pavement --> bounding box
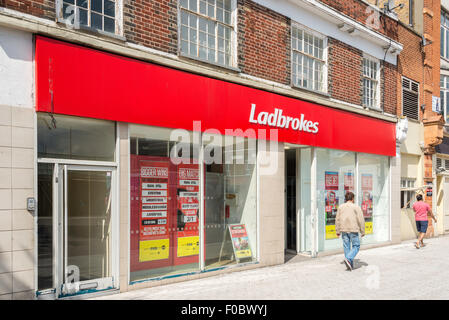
[92,236,449,300]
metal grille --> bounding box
[402,77,419,120]
[437,157,442,169]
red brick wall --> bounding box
[0,0,55,19]
[123,0,178,54]
[237,0,290,84]
[0,0,400,114]
[397,24,424,118]
[382,61,398,115]
[319,0,398,41]
[328,38,362,106]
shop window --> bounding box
[402,77,419,121]
[291,24,327,93]
[440,75,449,123]
[56,0,120,35]
[401,178,416,209]
[179,0,236,68]
[203,134,257,269]
[362,55,380,109]
[316,149,356,252]
[129,125,258,282]
[309,149,390,252]
[358,153,390,245]
[129,125,200,281]
[37,113,116,161]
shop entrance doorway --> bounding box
[55,165,117,297]
[285,149,297,252]
[38,164,118,298]
[284,145,314,256]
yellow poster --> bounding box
[139,239,169,262]
[177,236,199,257]
[235,249,252,259]
[365,221,373,235]
[325,225,338,239]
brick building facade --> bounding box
[0,0,422,300]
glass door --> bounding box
[58,165,116,297]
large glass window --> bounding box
[298,148,391,253]
[179,0,235,67]
[358,153,390,245]
[37,113,116,161]
[204,134,257,269]
[316,149,356,252]
[129,125,258,281]
[129,125,200,281]
[291,24,326,93]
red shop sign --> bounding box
[35,36,396,156]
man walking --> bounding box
[412,194,437,249]
[336,191,365,271]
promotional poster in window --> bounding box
[325,171,339,239]
[361,173,374,234]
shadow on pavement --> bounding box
[339,259,368,270]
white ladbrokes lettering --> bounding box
[249,103,319,134]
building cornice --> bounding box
[288,0,403,55]
[0,7,397,123]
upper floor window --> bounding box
[401,178,416,209]
[57,0,120,35]
[440,75,449,123]
[402,77,419,121]
[179,0,236,68]
[362,55,380,109]
[291,24,327,93]
[441,10,449,59]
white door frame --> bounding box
[39,160,119,298]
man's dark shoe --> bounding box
[344,258,352,271]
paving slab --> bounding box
[91,236,449,300]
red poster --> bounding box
[139,162,170,240]
[361,174,374,222]
[325,172,339,191]
[344,172,354,195]
[175,164,200,259]
[325,171,339,239]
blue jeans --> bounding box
[342,232,360,265]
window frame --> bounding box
[401,76,420,121]
[441,10,449,60]
[290,22,328,94]
[177,0,238,70]
[400,178,416,209]
[440,75,449,124]
[55,0,123,38]
[362,53,381,110]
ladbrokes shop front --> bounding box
[34,36,397,299]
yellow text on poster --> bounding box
[177,236,199,257]
[139,239,169,262]
[365,221,373,235]
[236,249,252,259]
[325,225,338,239]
